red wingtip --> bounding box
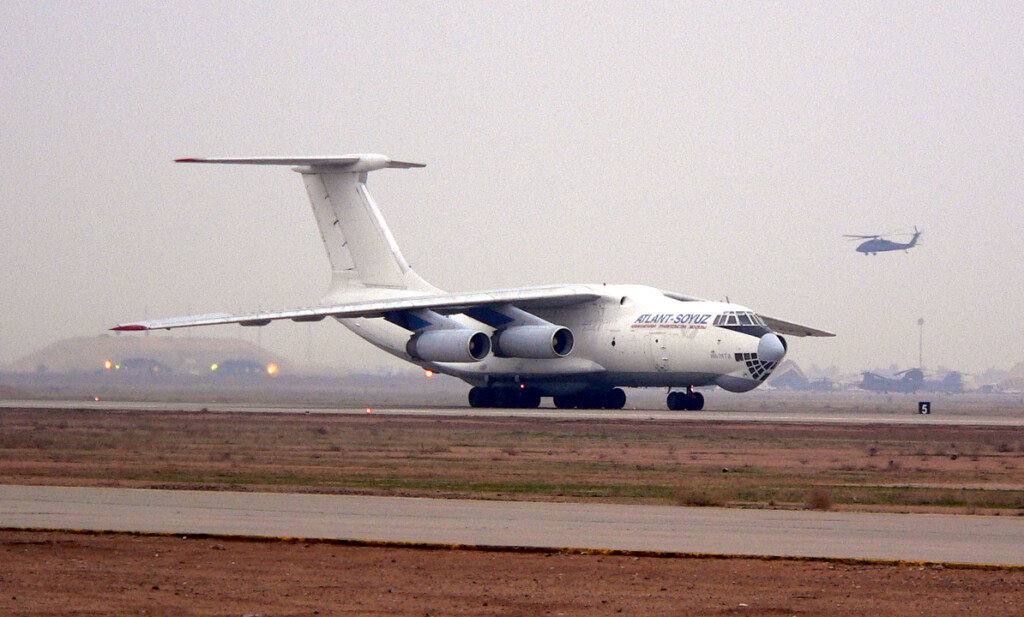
[174,158,203,163]
[111,325,149,331]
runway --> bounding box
[3,485,1023,566]
[5,399,1024,427]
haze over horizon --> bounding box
[3,3,1022,377]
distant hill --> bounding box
[9,334,298,376]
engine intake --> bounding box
[407,329,491,363]
[492,325,574,359]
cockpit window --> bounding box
[716,313,741,327]
[715,311,765,328]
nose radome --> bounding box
[757,333,787,363]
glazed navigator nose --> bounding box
[757,332,787,363]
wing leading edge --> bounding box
[112,286,601,332]
[759,314,835,338]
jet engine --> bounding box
[491,325,574,359]
[407,329,491,363]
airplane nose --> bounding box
[757,333,787,363]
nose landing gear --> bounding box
[667,387,704,411]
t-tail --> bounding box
[176,155,440,301]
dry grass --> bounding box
[1,407,1023,513]
[675,483,727,507]
[803,487,832,510]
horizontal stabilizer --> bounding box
[176,155,425,172]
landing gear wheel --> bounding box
[471,386,543,409]
[553,394,574,409]
[605,388,627,410]
[686,392,704,411]
[493,387,519,408]
[552,389,624,410]
[667,391,685,411]
[585,390,606,409]
[667,390,704,411]
[468,387,493,408]
[520,389,541,409]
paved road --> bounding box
[2,485,1022,566]
[4,399,1024,427]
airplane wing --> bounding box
[112,285,601,331]
[661,290,834,337]
[758,314,835,337]
[659,290,711,303]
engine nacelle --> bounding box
[491,325,574,359]
[757,332,787,363]
[407,329,491,363]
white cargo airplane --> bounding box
[114,155,833,410]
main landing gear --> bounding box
[468,386,628,409]
[468,386,541,409]
[553,388,626,410]
[667,388,704,411]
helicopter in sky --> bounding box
[844,227,922,255]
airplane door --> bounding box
[646,333,670,372]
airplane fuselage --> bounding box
[339,284,779,396]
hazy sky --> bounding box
[2,2,1022,376]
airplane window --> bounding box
[739,314,752,325]
[727,315,739,326]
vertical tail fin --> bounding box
[909,227,923,247]
[177,155,439,298]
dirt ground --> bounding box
[2,530,1022,617]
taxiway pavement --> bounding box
[2,485,1022,566]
